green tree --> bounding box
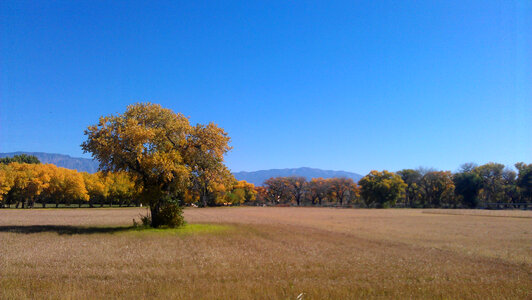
[475,163,505,204]
[453,171,482,208]
[515,162,532,203]
[0,154,40,165]
[359,170,406,208]
[501,168,519,204]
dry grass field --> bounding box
[1,207,531,299]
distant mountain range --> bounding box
[233,167,363,186]
[0,152,363,185]
[0,152,100,173]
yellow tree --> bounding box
[58,168,89,207]
[7,163,32,208]
[82,172,108,207]
[359,170,406,208]
[185,123,233,207]
[0,164,14,207]
[42,164,64,207]
[224,180,257,205]
[27,164,52,208]
[1,163,54,208]
[82,103,231,227]
[82,103,191,226]
[7,163,42,208]
[63,168,90,207]
[106,171,137,207]
[40,165,88,208]
[420,171,455,208]
[235,180,256,203]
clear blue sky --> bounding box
[1,1,530,174]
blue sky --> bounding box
[1,1,530,174]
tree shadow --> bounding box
[0,225,137,235]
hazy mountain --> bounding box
[233,167,363,186]
[1,153,364,184]
[0,152,100,173]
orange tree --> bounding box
[327,177,358,206]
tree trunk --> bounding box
[201,194,208,207]
[150,204,161,228]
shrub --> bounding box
[157,202,185,228]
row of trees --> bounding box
[2,103,530,227]
[0,161,257,209]
[0,154,41,165]
[1,159,530,210]
[256,177,358,206]
[0,162,135,208]
[251,162,531,208]
[395,162,531,208]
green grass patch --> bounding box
[128,223,234,236]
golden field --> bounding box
[0,207,531,299]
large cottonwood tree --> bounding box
[81,103,232,227]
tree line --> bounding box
[1,154,530,212]
[0,158,256,209]
[1,103,530,227]
[251,163,531,208]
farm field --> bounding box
[1,207,531,299]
